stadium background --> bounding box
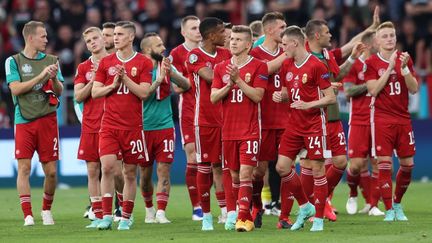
[0,0,431,187]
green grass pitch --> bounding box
[1,183,431,243]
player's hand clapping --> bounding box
[399,52,410,68]
[389,51,398,70]
[227,64,239,84]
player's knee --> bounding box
[45,170,57,180]
[275,163,289,176]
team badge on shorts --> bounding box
[131,67,137,77]
[223,74,230,84]
[189,54,198,64]
[302,73,308,84]
[245,73,251,83]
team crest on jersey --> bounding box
[223,74,230,84]
[189,54,198,64]
[358,72,364,80]
[21,63,32,74]
[286,72,293,81]
[108,66,117,76]
[302,74,308,84]
[245,73,251,83]
[85,71,93,81]
[131,67,137,77]
[378,68,386,76]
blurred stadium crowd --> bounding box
[1,0,432,128]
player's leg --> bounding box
[86,161,103,228]
[140,165,155,223]
[357,160,371,213]
[98,154,117,229]
[17,159,34,226]
[252,161,267,226]
[195,126,212,227]
[346,157,363,214]
[155,162,172,223]
[212,163,227,223]
[118,163,137,230]
[236,165,254,232]
[222,140,238,231]
[40,161,57,225]
[113,160,124,222]
[368,157,384,216]
[309,158,328,232]
[15,122,36,226]
[184,142,202,220]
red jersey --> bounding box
[74,57,105,133]
[250,45,290,129]
[306,42,343,78]
[364,52,416,125]
[94,52,153,130]
[212,56,268,140]
[279,54,331,134]
[186,46,231,127]
[344,57,371,126]
[169,43,195,126]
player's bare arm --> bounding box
[290,86,336,110]
[272,86,288,103]
[366,51,397,97]
[228,65,265,103]
[267,52,287,75]
[340,6,380,58]
[400,52,418,94]
[169,64,190,91]
[51,62,63,96]
[197,66,214,84]
[210,83,233,104]
[336,42,366,82]
[343,82,368,98]
[91,71,120,99]
[121,73,153,100]
[9,64,58,96]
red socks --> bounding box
[300,166,314,203]
[142,190,153,208]
[280,170,308,220]
[102,195,113,216]
[378,161,393,210]
[185,163,200,207]
[237,181,253,221]
[326,164,345,196]
[222,168,236,212]
[369,172,380,207]
[252,179,264,210]
[156,192,169,211]
[394,164,414,204]
[313,175,328,219]
[42,192,54,211]
[359,170,370,204]
[122,200,134,219]
[197,163,212,213]
[20,194,32,218]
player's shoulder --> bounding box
[215,58,230,70]
[249,56,266,67]
[216,47,231,56]
[365,53,379,63]
[100,52,116,63]
[135,52,151,62]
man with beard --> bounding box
[102,22,115,54]
[139,32,191,224]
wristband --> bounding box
[347,56,355,64]
[401,66,410,76]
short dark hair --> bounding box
[199,17,224,39]
[281,25,306,44]
[262,12,285,27]
[231,25,252,42]
[304,19,327,39]
[102,22,115,29]
[249,20,263,37]
[115,21,136,34]
[181,15,199,29]
[140,32,159,50]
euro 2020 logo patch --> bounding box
[189,54,198,64]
